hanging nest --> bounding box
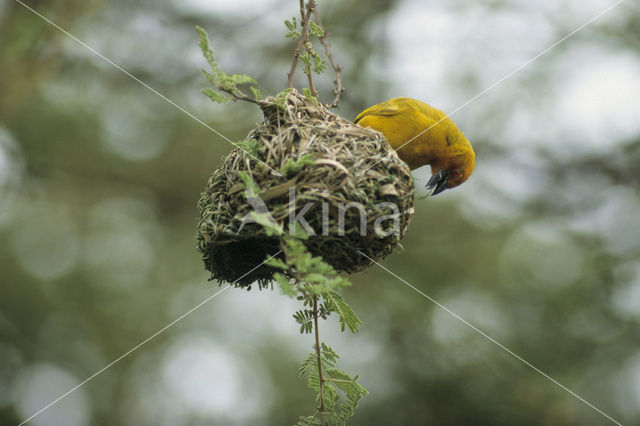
[197,90,414,289]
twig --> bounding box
[301,1,319,97]
[313,295,326,420]
[280,238,326,424]
[287,1,343,105]
[312,8,343,108]
[287,0,315,89]
[219,87,262,105]
[304,54,319,98]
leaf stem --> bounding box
[324,378,356,384]
[306,409,320,426]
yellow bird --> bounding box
[355,98,475,195]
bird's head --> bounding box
[426,132,475,196]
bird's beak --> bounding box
[426,169,448,196]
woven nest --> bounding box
[197,90,414,288]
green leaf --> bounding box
[201,87,228,103]
[196,26,216,70]
[285,17,297,30]
[309,20,325,37]
[196,26,262,103]
[235,138,262,158]
[302,88,318,105]
[249,211,283,236]
[323,291,362,333]
[300,51,312,68]
[250,86,262,101]
[273,272,296,297]
[282,153,316,175]
[232,73,258,85]
[325,368,368,424]
[307,363,321,391]
[237,171,260,196]
[294,309,314,334]
[284,17,301,39]
[288,222,310,240]
[271,88,294,110]
[266,258,289,270]
[304,273,327,284]
[321,343,339,365]
[298,352,317,378]
[313,54,328,74]
[201,69,221,89]
[322,382,338,412]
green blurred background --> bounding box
[1,0,640,425]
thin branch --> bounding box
[302,1,322,97]
[304,52,319,98]
[280,238,325,424]
[287,0,342,103]
[312,8,343,108]
[313,295,326,420]
[287,0,314,89]
[280,238,306,292]
[218,87,262,105]
[301,1,319,97]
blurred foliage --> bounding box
[1,0,640,425]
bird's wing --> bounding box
[354,102,403,124]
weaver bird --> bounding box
[355,98,475,195]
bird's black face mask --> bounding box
[426,169,448,196]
